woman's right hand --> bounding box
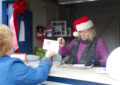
[57,37,65,47]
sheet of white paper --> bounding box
[72,64,94,69]
[95,67,107,74]
[43,39,59,54]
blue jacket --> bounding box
[0,55,53,85]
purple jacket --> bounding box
[59,38,109,67]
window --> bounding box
[51,21,67,37]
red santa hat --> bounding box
[73,16,94,37]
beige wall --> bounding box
[26,0,60,53]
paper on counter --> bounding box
[95,67,107,74]
[72,64,94,69]
[61,64,93,69]
[43,39,59,54]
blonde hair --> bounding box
[78,27,97,41]
[0,24,13,57]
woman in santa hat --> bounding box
[57,16,109,67]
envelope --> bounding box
[43,39,59,54]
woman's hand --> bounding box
[45,50,55,58]
[57,37,65,47]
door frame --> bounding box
[2,0,16,25]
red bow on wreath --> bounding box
[12,0,27,32]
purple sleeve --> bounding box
[95,38,109,67]
[59,39,75,56]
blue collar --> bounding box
[0,55,10,61]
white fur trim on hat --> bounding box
[76,20,94,31]
[73,31,78,37]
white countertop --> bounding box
[49,64,120,85]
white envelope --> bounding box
[43,39,59,54]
